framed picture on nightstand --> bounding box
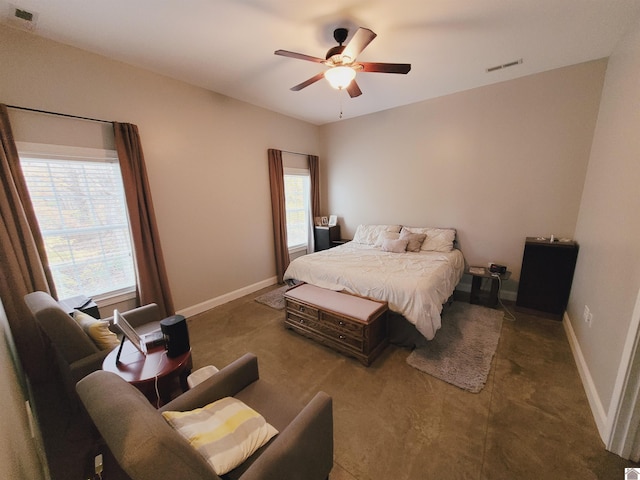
[328,215,337,226]
[321,216,329,226]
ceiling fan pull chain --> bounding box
[339,91,344,119]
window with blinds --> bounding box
[19,145,136,300]
[284,169,310,250]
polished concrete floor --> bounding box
[187,286,638,480]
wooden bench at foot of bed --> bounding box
[284,283,389,366]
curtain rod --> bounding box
[5,104,112,124]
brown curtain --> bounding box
[113,122,174,318]
[308,155,320,218]
[0,104,54,382]
[268,149,290,284]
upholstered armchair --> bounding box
[24,291,162,402]
[77,353,334,480]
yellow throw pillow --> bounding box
[162,397,278,475]
[73,310,120,350]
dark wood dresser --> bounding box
[516,237,579,319]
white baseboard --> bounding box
[562,311,609,443]
[176,276,278,318]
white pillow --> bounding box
[382,238,409,253]
[402,227,456,252]
[353,224,402,245]
[374,231,400,247]
[162,397,278,475]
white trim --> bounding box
[93,287,137,307]
[563,312,609,441]
[176,277,278,318]
[283,166,309,176]
[16,141,117,162]
[288,245,307,255]
[606,287,640,460]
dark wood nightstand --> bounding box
[314,225,341,251]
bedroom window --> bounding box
[284,168,311,251]
[18,143,136,300]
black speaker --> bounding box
[160,315,190,358]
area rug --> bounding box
[406,302,504,393]
[254,285,290,310]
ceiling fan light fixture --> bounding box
[325,66,356,90]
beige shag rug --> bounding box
[406,302,504,393]
[254,285,290,310]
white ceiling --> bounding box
[2,0,639,125]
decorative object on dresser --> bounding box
[314,224,341,251]
[284,283,388,366]
[516,237,579,319]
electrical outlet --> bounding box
[95,454,103,477]
[583,305,593,326]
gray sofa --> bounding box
[77,353,333,480]
[24,291,162,403]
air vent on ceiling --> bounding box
[3,4,39,31]
[486,58,523,73]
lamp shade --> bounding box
[324,66,356,90]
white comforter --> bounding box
[283,242,465,340]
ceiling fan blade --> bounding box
[359,62,412,74]
[274,50,325,63]
[341,28,377,62]
[346,80,362,98]
[290,72,326,91]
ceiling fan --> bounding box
[274,27,411,98]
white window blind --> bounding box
[284,169,310,250]
[19,144,135,299]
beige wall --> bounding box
[567,18,640,423]
[319,60,607,296]
[0,25,320,313]
[0,301,47,480]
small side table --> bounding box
[59,295,100,319]
[103,342,192,407]
[467,267,511,308]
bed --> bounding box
[283,224,465,342]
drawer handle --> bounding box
[298,305,305,312]
[338,334,345,340]
[299,318,305,324]
[338,321,345,326]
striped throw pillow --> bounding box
[162,397,278,475]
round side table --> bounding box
[103,341,192,407]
